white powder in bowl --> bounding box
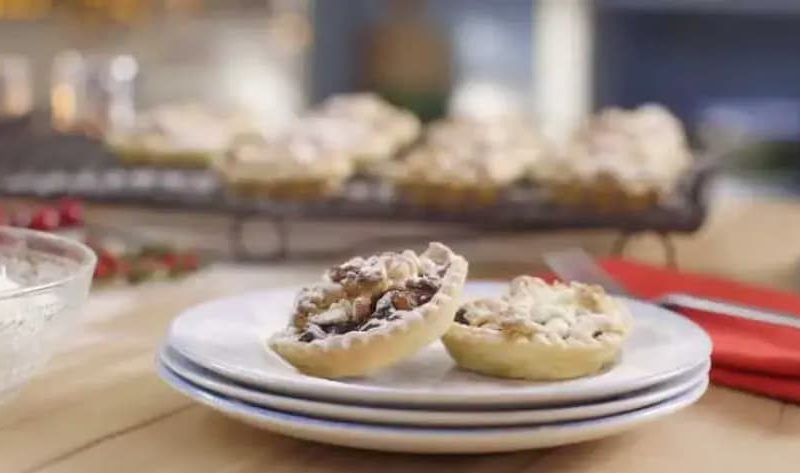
[0,266,20,293]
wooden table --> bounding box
[3,196,800,472]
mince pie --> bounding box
[392,117,549,208]
[269,242,468,378]
[108,103,263,168]
[218,118,355,200]
[316,93,421,171]
[442,276,632,380]
[531,104,692,211]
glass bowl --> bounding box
[0,227,96,401]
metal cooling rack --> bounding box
[0,129,717,262]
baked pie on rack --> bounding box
[269,242,468,378]
[392,117,549,208]
[219,93,420,199]
[218,118,356,200]
[108,103,262,168]
[532,104,691,211]
[316,93,421,171]
[442,276,632,380]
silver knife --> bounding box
[544,248,800,330]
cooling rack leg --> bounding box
[611,231,632,257]
[273,216,289,260]
[229,214,248,262]
[660,232,678,269]
[611,231,678,268]
[227,215,290,262]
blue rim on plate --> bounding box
[157,358,709,453]
[160,343,710,426]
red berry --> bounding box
[94,259,113,279]
[28,208,60,231]
[103,254,120,272]
[58,198,84,227]
[161,253,180,270]
[180,253,199,271]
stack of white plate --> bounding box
[158,282,712,454]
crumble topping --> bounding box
[291,243,454,342]
[396,117,548,187]
[455,276,629,344]
[532,104,691,196]
[111,102,265,153]
[318,93,421,151]
[222,119,355,183]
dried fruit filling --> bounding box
[292,252,447,342]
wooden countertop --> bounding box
[2,196,800,472]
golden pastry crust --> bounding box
[225,178,344,201]
[540,176,661,213]
[269,242,468,378]
[442,276,632,380]
[394,181,501,209]
[112,145,215,168]
[443,323,626,380]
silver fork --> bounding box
[543,248,800,330]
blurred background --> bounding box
[1,1,797,178]
[1,0,799,279]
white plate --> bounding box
[157,362,709,453]
[167,281,712,407]
[160,345,710,427]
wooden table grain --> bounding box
[3,196,800,473]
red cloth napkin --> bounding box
[553,259,800,402]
